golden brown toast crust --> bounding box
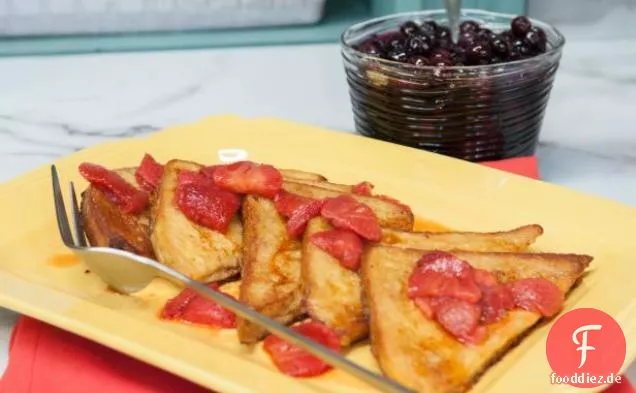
[285,179,353,193]
[303,223,545,346]
[237,195,304,344]
[381,224,544,252]
[361,246,592,393]
[278,169,326,182]
[80,167,155,258]
[282,181,414,231]
[151,159,243,282]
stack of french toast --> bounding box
[79,154,592,393]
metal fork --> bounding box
[50,165,414,393]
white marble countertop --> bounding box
[1,23,636,386]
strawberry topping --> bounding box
[310,229,364,271]
[407,251,564,345]
[200,165,220,179]
[263,320,341,378]
[352,181,374,196]
[286,200,325,238]
[273,190,316,217]
[434,298,483,344]
[407,252,481,303]
[212,161,282,198]
[175,170,241,232]
[79,162,149,214]
[507,278,564,317]
[473,269,499,288]
[161,283,236,329]
[320,195,381,241]
[135,154,164,193]
[479,284,514,324]
[408,270,482,303]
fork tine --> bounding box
[50,165,75,247]
[69,181,87,247]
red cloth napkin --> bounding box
[1,156,633,393]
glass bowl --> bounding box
[340,9,566,162]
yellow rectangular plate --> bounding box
[0,115,634,393]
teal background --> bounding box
[0,0,527,57]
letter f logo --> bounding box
[572,324,602,368]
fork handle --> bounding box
[167,271,415,393]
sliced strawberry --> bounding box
[286,200,325,238]
[473,269,499,288]
[212,161,282,198]
[274,190,316,218]
[177,170,204,186]
[263,321,341,378]
[415,251,474,277]
[79,162,149,214]
[135,153,164,193]
[479,284,514,324]
[352,181,374,196]
[434,298,483,344]
[175,170,241,232]
[408,251,481,303]
[413,297,438,319]
[320,195,381,241]
[200,165,220,179]
[161,286,197,320]
[407,270,481,303]
[507,278,564,317]
[310,229,363,271]
[375,194,413,214]
[160,283,236,329]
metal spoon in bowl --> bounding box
[444,0,462,43]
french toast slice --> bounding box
[380,224,543,251]
[278,169,326,182]
[80,167,155,258]
[237,182,414,343]
[361,246,592,393]
[237,195,304,344]
[151,159,243,282]
[282,181,414,231]
[302,220,544,346]
[285,178,353,193]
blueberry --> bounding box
[451,47,467,65]
[406,35,433,55]
[420,20,438,36]
[526,27,547,52]
[436,26,451,41]
[432,57,453,67]
[476,28,495,41]
[460,20,480,34]
[511,16,532,37]
[358,38,385,57]
[465,41,492,65]
[387,49,408,62]
[511,39,532,58]
[400,21,421,37]
[386,38,406,56]
[458,32,478,48]
[430,48,452,63]
[532,26,547,42]
[408,56,430,67]
[491,35,511,58]
[423,20,439,32]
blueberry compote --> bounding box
[356,16,547,66]
[344,15,561,162]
